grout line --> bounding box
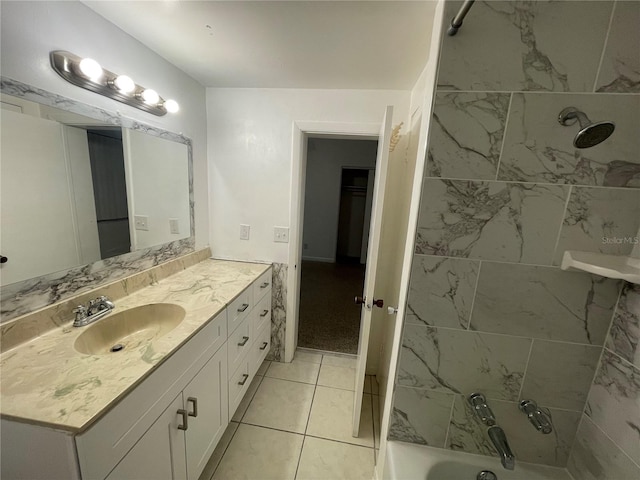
[239,420,306,437]
[371,387,378,451]
[516,338,535,400]
[494,92,513,181]
[434,89,640,96]
[550,185,573,266]
[412,253,558,269]
[303,382,318,436]
[293,435,306,480]
[582,414,640,471]
[304,433,375,450]
[607,346,639,371]
[262,373,322,387]
[442,395,457,449]
[592,1,617,93]
[425,176,638,191]
[466,260,482,330]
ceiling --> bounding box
[84,1,436,90]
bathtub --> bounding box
[383,441,573,480]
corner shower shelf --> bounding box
[561,251,640,284]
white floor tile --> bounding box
[242,377,315,433]
[257,360,271,376]
[321,354,357,368]
[296,436,375,480]
[306,386,374,447]
[231,374,264,422]
[294,350,323,364]
[317,364,355,391]
[212,424,303,480]
[265,358,320,384]
[199,421,239,480]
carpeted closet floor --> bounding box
[297,260,365,354]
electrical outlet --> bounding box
[240,224,250,240]
[274,226,289,243]
[169,218,179,234]
[134,215,149,231]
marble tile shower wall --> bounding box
[390,0,640,473]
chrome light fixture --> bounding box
[50,50,179,116]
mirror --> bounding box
[0,92,192,289]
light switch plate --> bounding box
[240,224,250,240]
[169,218,179,234]
[134,215,149,231]
[274,226,289,243]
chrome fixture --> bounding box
[519,400,553,434]
[50,51,179,117]
[469,393,515,471]
[488,426,516,471]
[477,471,497,480]
[558,107,615,148]
[469,393,496,426]
[73,295,115,327]
[447,0,476,36]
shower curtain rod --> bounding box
[447,0,476,36]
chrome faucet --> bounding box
[487,426,516,471]
[519,400,553,434]
[468,393,516,471]
[73,295,115,327]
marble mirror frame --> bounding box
[0,76,195,321]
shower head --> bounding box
[558,107,615,149]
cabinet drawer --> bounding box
[228,287,253,335]
[252,268,272,303]
[253,293,271,335]
[228,360,251,419]
[227,316,252,376]
[250,323,271,378]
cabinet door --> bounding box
[183,344,229,480]
[106,394,187,480]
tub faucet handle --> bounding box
[468,393,496,426]
[519,400,553,434]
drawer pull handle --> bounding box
[260,282,270,289]
[237,303,249,313]
[238,374,249,386]
[260,309,269,317]
[187,397,198,417]
[260,342,268,350]
[238,336,250,346]
[177,409,188,430]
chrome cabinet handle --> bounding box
[238,336,250,346]
[238,374,249,386]
[237,303,249,312]
[260,309,269,317]
[187,397,198,417]
[260,342,268,350]
[260,282,269,289]
[177,409,188,430]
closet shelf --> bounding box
[561,251,640,285]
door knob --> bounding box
[354,296,365,306]
[372,298,384,308]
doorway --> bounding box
[297,138,378,354]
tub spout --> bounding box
[487,426,515,470]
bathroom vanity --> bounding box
[0,256,272,480]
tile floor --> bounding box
[199,349,380,480]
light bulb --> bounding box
[114,75,135,94]
[141,88,159,105]
[79,58,103,81]
[164,99,179,113]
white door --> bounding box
[352,106,393,436]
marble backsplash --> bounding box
[0,248,211,352]
[391,0,640,471]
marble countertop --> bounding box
[0,259,270,433]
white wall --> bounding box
[303,138,377,262]
[0,0,209,248]
[206,88,411,264]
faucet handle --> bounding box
[469,393,496,426]
[72,305,88,323]
[519,400,553,434]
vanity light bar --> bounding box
[50,51,178,117]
